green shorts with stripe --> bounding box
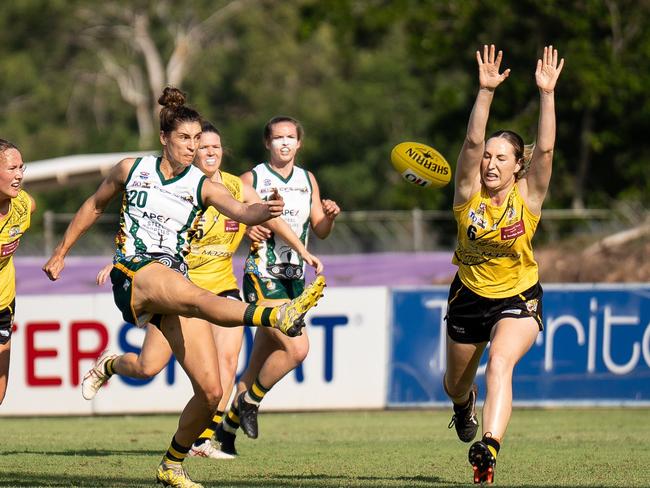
[242,273,305,304]
[110,253,188,327]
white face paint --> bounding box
[271,136,298,149]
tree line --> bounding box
[1,0,648,224]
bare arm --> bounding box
[28,195,37,214]
[240,170,272,242]
[201,178,284,226]
[455,45,511,205]
[524,45,565,214]
[240,184,323,273]
[308,172,340,239]
[264,217,324,274]
[43,158,131,281]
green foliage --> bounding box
[0,0,647,212]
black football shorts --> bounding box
[445,274,543,344]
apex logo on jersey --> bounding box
[142,211,171,224]
[9,225,21,237]
[138,171,150,180]
[264,178,272,186]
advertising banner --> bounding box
[389,284,650,406]
[2,287,389,415]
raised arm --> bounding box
[43,158,131,281]
[455,45,511,205]
[524,45,564,214]
[201,178,284,226]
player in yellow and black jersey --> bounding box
[443,45,564,484]
[0,139,36,405]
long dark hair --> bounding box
[158,86,201,133]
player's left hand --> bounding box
[301,251,324,274]
[322,199,340,220]
[535,45,564,93]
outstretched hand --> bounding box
[535,45,564,93]
[477,44,511,90]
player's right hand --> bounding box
[42,254,65,281]
[246,224,273,243]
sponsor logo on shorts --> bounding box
[0,330,10,337]
[526,299,539,313]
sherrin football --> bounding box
[390,141,452,188]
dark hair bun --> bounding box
[158,86,186,108]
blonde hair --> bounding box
[516,143,535,180]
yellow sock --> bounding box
[163,436,189,463]
[243,304,275,327]
[195,410,224,443]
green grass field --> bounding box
[1,409,649,487]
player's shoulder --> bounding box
[15,189,33,214]
[220,171,243,199]
[220,170,242,185]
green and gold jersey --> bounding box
[114,155,206,261]
[244,162,312,282]
[187,171,246,294]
